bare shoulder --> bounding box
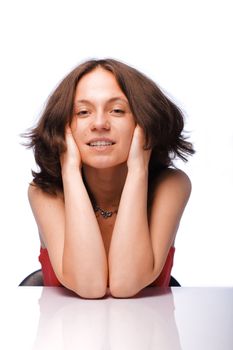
[148,168,192,219]
[154,168,192,196]
[28,182,64,205]
[27,182,65,250]
[28,182,43,202]
[27,182,65,236]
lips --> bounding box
[86,138,116,146]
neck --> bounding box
[82,163,128,210]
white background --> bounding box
[0,0,232,288]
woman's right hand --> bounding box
[60,126,82,172]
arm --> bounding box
[28,128,108,298]
[62,168,108,296]
[108,168,154,296]
[108,126,191,297]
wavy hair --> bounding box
[23,58,195,195]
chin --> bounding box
[82,158,127,170]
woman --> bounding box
[24,58,195,298]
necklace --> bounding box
[93,204,118,219]
[82,174,118,219]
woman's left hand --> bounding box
[127,125,152,173]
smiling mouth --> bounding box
[86,141,116,152]
[87,141,116,147]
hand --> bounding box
[127,125,152,173]
[60,126,82,171]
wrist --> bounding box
[126,168,149,188]
[127,166,149,178]
[61,163,82,179]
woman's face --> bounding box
[71,67,136,169]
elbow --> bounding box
[61,263,108,299]
[110,285,139,298]
[74,286,107,299]
[60,275,107,299]
[109,279,142,298]
[64,281,107,299]
[109,269,159,298]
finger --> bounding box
[65,125,72,134]
[65,132,77,150]
[134,125,146,145]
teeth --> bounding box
[89,141,114,146]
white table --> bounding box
[3,287,233,350]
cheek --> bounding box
[70,119,85,146]
[125,124,135,144]
[118,129,134,156]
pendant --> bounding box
[94,205,116,219]
[99,209,113,219]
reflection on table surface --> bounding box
[9,287,233,349]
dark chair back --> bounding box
[169,276,181,286]
[19,269,44,286]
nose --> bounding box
[90,112,110,131]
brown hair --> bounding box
[23,58,195,195]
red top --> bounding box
[39,246,175,287]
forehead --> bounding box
[75,67,126,101]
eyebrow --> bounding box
[75,97,129,105]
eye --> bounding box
[77,110,89,117]
[111,108,125,115]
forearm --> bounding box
[108,170,154,294]
[62,168,108,294]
